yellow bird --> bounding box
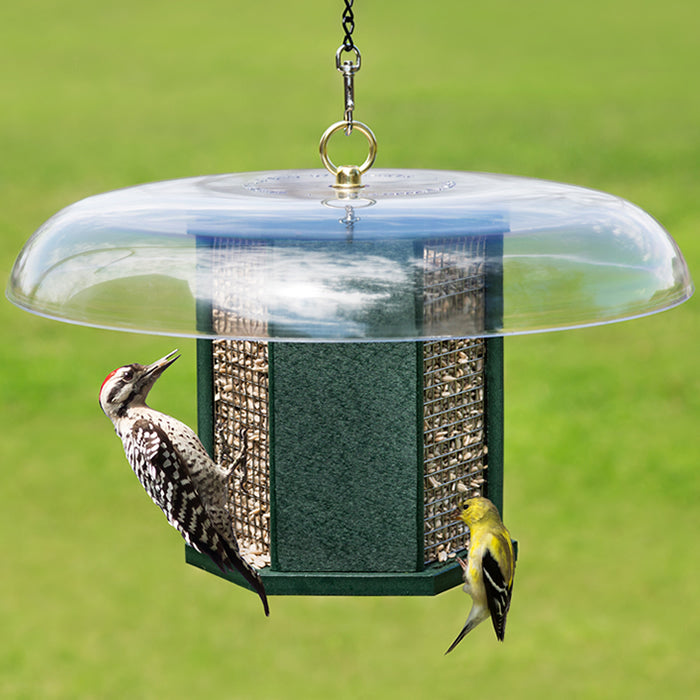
[445,497,515,653]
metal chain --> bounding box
[337,1,360,134]
[341,0,355,52]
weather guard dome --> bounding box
[6,162,694,597]
[6,168,692,341]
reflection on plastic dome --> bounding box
[6,169,693,340]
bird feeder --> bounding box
[5,9,693,601]
[6,166,693,597]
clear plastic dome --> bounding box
[6,169,693,341]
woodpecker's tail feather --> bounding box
[225,550,270,618]
[197,541,270,617]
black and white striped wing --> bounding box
[122,418,225,562]
[482,542,514,641]
[120,417,270,616]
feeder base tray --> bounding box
[186,546,466,596]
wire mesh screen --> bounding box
[423,237,487,337]
[212,339,271,569]
[208,237,272,569]
[209,238,270,339]
[422,238,488,565]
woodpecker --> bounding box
[99,349,269,616]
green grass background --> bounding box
[1,1,698,697]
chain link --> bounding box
[341,0,355,52]
[337,1,360,133]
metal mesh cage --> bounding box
[421,238,488,565]
[212,339,271,570]
[423,238,486,333]
[208,237,271,569]
[422,338,486,564]
[208,237,269,339]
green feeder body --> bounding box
[190,338,503,595]
[188,221,506,596]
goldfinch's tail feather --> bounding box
[445,620,477,654]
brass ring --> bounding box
[319,120,377,177]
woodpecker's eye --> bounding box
[123,368,134,381]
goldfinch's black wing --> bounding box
[482,545,513,641]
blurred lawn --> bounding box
[1,1,698,697]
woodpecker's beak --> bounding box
[132,350,180,403]
[145,349,180,379]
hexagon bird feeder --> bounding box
[7,167,693,599]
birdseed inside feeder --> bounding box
[5,10,693,601]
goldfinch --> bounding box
[445,497,515,653]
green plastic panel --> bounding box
[268,342,424,573]
[484,336,504,514]
[196,338,214,454]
